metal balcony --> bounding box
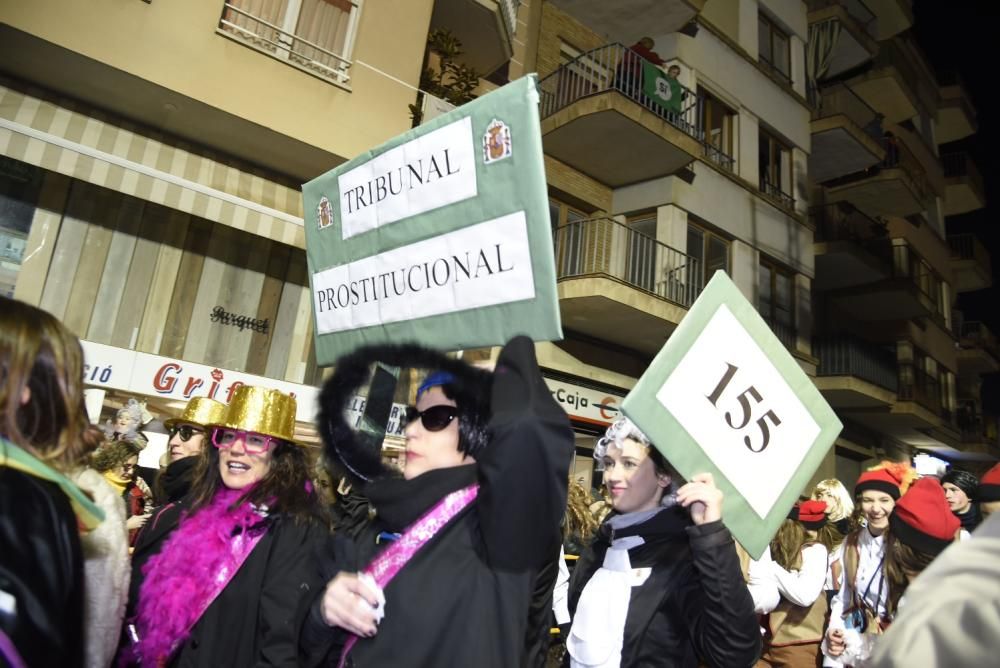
[942,152,986,216]
[949,234,992,293]
[812,202,892,290]
[538,43,707,187]
[810,83,885,183]
[553,217,703,355]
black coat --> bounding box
[0,467,84,667]
[299,338,575,667]
[566,508,761,668]
[123,499,326,667]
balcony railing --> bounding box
[807,0,878,38]
[703,143,736,172]
[949,233,990,265]
[552,217,704,308]
[813,83,883,142]
[760,176,795,210]
[816,337,899,392]
[898,363,941,414]
[811,202,892,264]
[892,242,939,306]
[219,1,354,86]
[942,152,985,193]
[538,43,709,143]
[959,320,1000,360]
[762,316,797,350]
[872,39,940,116]
[956,407,999,447]
[880,135,933,203]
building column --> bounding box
[790,34,806,98]
[795,273,813,357]
[739,110,759,185]
[731,239,757,303]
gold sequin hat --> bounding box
[163,397,228,430]
[206,386,302,446]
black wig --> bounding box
[318,343,491,483]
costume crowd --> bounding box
[2,293,999,668]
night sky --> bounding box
[912,2,998,408]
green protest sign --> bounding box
[641,61,682,114]
[303,76,562,365]
[622,271,842,558]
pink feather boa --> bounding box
[131,487,265,665]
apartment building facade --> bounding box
[805,0,996,482]
[1,0,993,481]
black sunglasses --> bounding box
[168,425,204,442]
[404,405,459,432]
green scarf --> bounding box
[1,437,105,530]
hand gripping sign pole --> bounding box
[621,271,842,558]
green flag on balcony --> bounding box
[302,75,562,365]
[641,61,683,114]
[620,270,843,559]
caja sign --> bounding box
[544,378,625,427]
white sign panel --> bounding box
[312,212,535,335]
[338,116,477,239]
[655,305,820,518]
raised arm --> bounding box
[477,336,575,571]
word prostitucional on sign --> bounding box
[621,271,842,558]
[302,75,561,365]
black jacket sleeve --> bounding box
[679,521,762,668]
[0,469,84,668]
[298,532,358,667]
[477,336,575,572]
[257,519,327,667]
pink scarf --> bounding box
[132,488,265,665]
[339,484,479,667]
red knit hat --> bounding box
[889,477,960,556]
[854,462,914,500]
[788,499,828,529]
[979,463,1000,502]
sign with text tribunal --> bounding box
[302,76,561,364]
[622,271,842,558]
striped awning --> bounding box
[0,80,306,248]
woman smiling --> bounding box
[564,417,760,668]
[121,386,326,666]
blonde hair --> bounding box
[0,297,89,471]
[564,477,599,545]
[812,478,854,522]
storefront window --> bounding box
[0,157,42,298]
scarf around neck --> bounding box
[1,437,104,530]
[102,469,130,496]
[132,486,267,664]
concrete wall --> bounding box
[3,0,432,163]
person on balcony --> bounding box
[615,37,665,100]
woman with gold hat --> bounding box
[155,396,227,505]
[120,385,327,666]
